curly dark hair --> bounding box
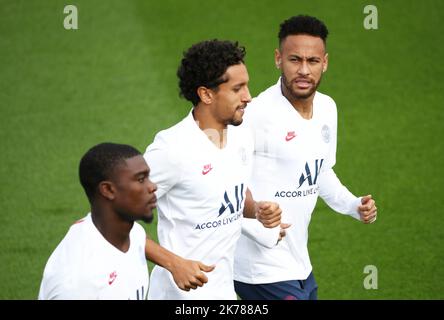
[279,15,329,46]
[177,39,246,106]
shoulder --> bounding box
[315,91,337,110]
[40,216,92,297]
[144,114,192,163]
[149,116,189,149]
[315,91,338,120]
[244,82,280,124]
[131,222,147,239]
[46,216,92,264]
[252,82,280,108]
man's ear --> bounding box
[98,181,115,200]
[323,52,329,73]
[197,86,213,105]
[275,48,282,69]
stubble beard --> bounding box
[227,106,245,127]
[281,73,322,100]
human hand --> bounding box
[358,195,377,224]
[277,223,292,243]
[256,201,282,228]
[169,257,215,291]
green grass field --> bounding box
[1,0,443,299]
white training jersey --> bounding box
[144,111,253,300]
[38,213,149,300]
[234,79,361,284]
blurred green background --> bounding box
[0,0,443,299]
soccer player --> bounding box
[144,40,282,300]
[233,15,378,300]
[38,143,156,299]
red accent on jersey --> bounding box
[108,271,117,285]
[285,131,296,142]
[73,219,85,224]
[202,164,213,175]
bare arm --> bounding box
[243,188,258,219]
[243,188,282,228]
[145,237,215,291]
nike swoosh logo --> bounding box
[108,272,117,285]
[285,134,296,141]
[202,168,212,175]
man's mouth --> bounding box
[294,78,312,89]
[147,196,157,207]
[238,104,247,112]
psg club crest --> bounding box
[239,147,248,165]
[321,125,330,143]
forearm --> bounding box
[318,168,361,219]
[242,188,258,219]
[145,238,180,272]
[243,188,282,228]
[241,219,281,248]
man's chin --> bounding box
[230,118,243,127]
[141,212,154,224]
[294,92,314,99]
[290,85,317,99]
[293,81,321,100]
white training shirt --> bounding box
[144,110,253,300]
[234,79,361,284]
[38,213,149,300]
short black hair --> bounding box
[278,15,329,46]
[177,39,246,106]
[79,143,141,202]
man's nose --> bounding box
[297,61,310,76]
[147,180,157,193]
[243,87,252,103]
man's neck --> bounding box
[281,82,314,120]
[193,106,227,149]
[91,204,133,252]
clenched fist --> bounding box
[256,201,282,228]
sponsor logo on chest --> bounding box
[275,159,324,198]
[194,183,245,230]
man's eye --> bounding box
[138,177,145,183]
